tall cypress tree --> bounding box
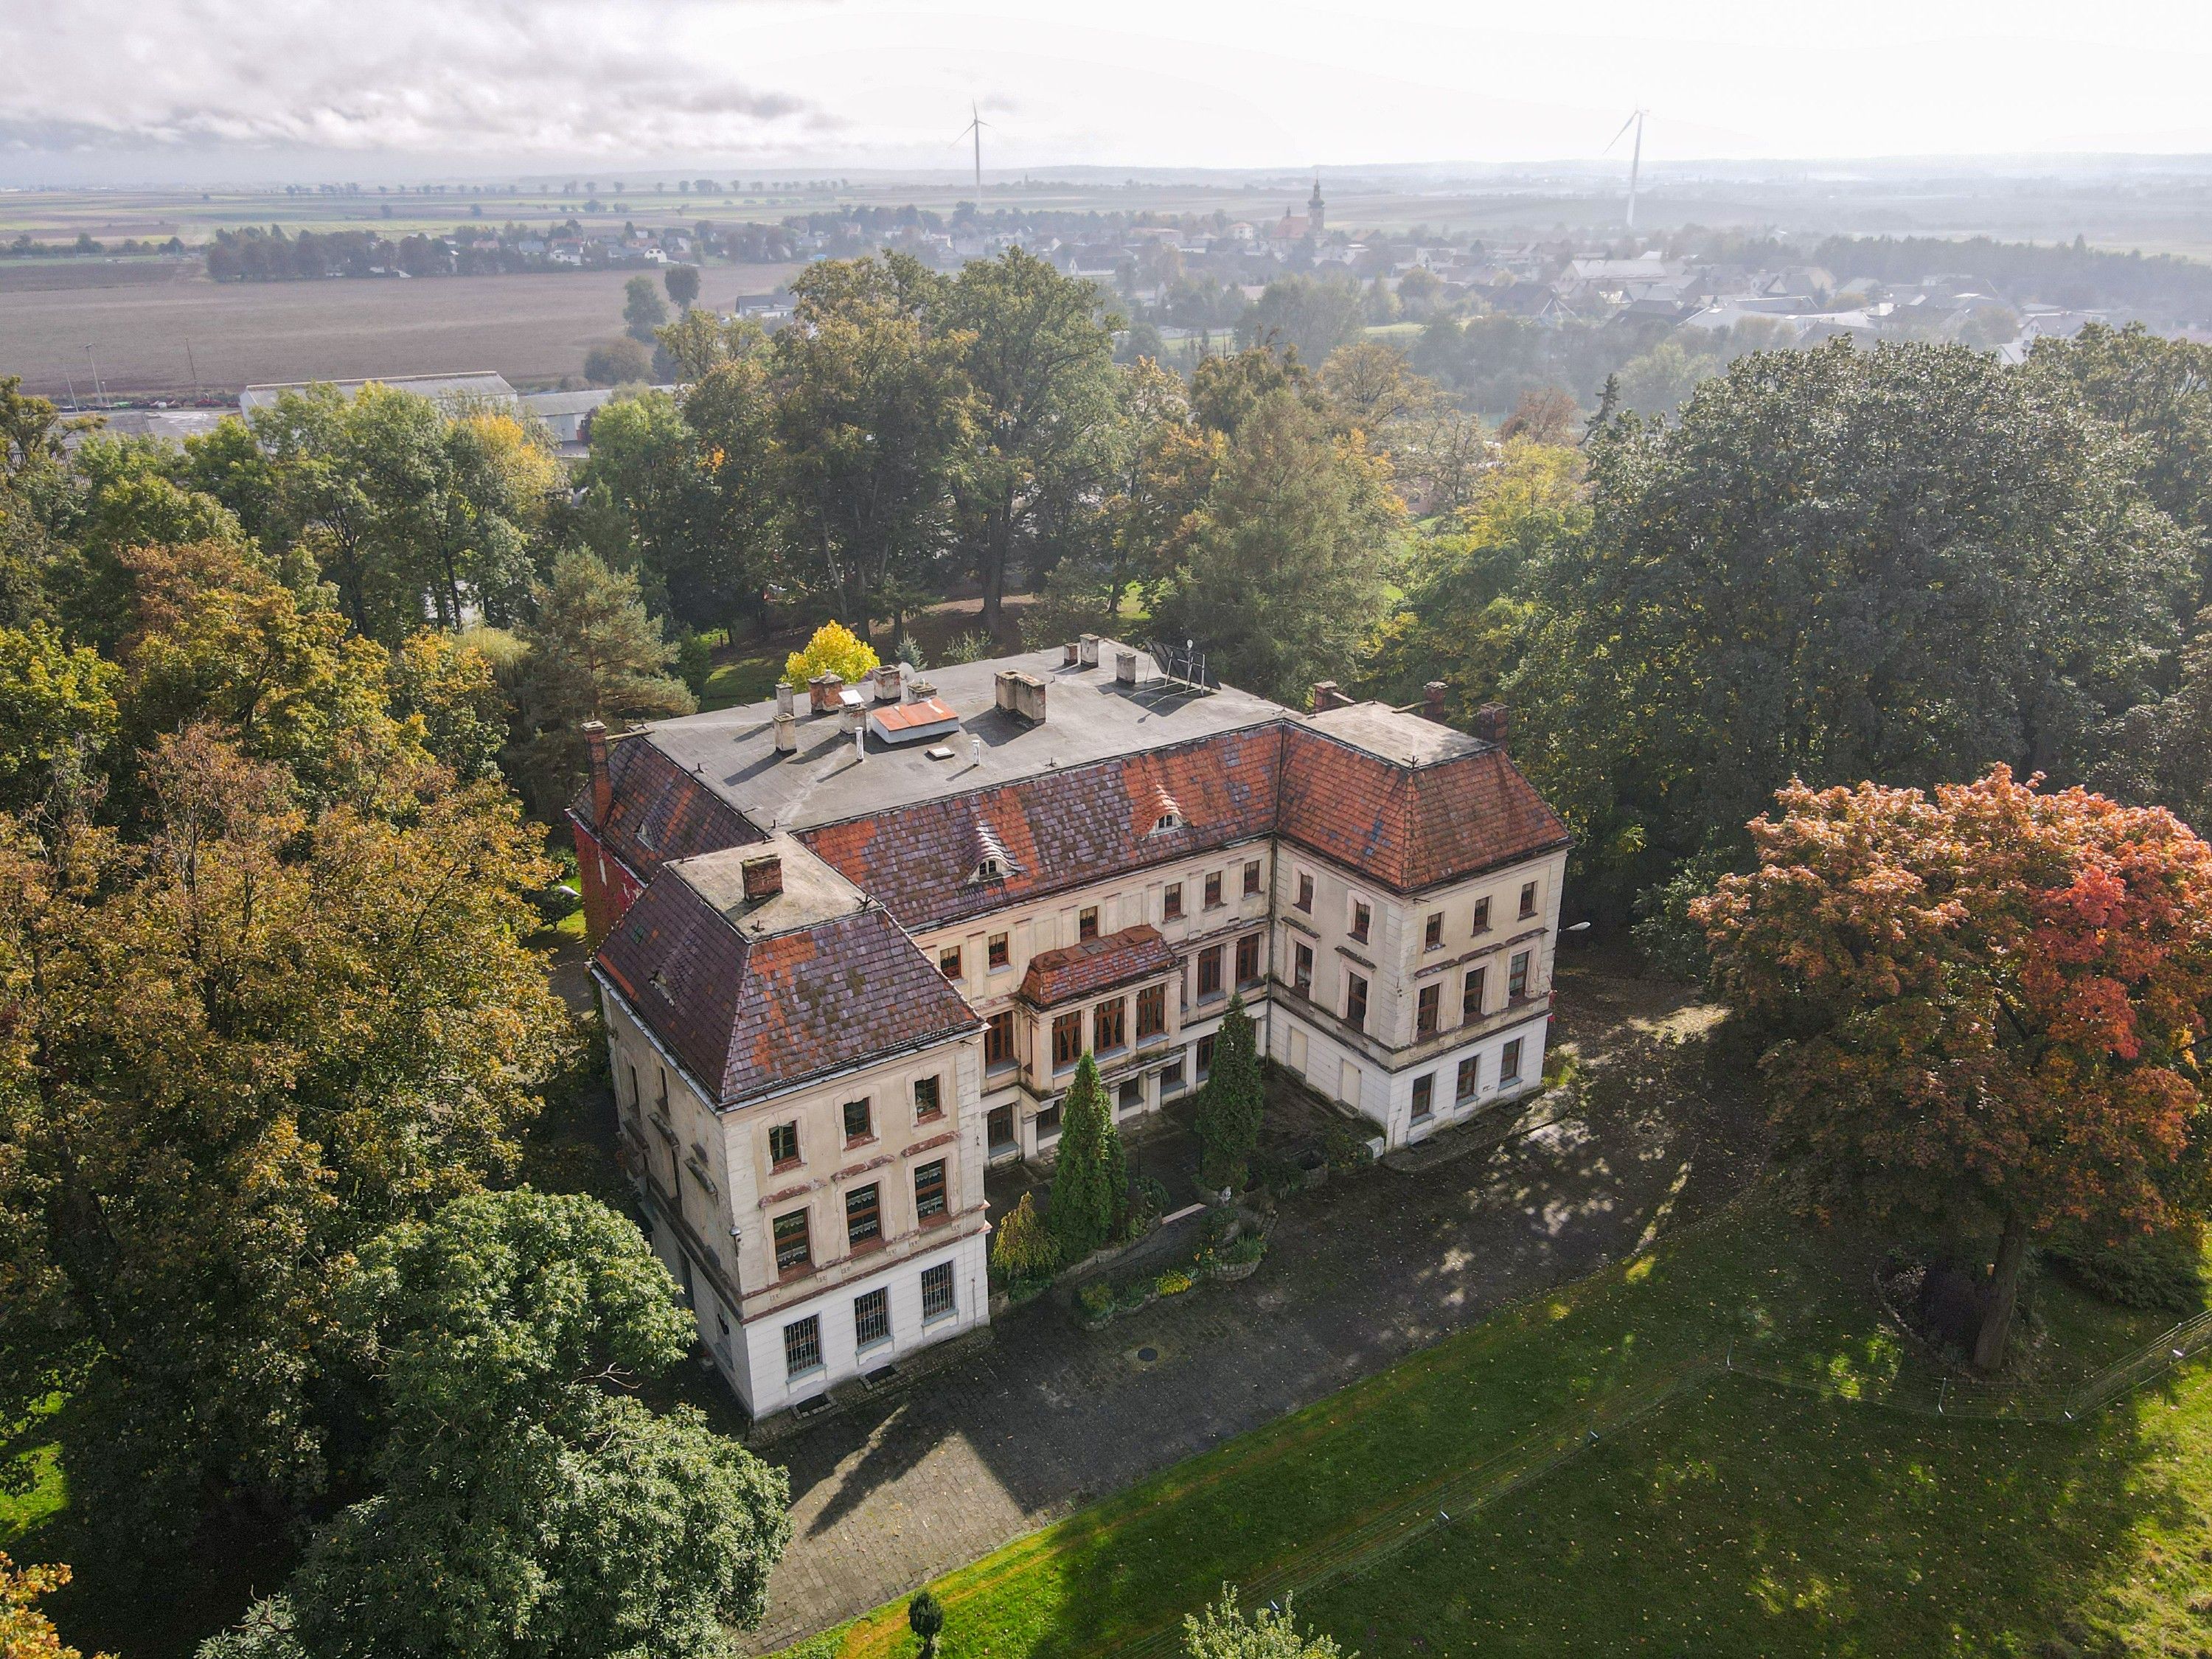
[1049,1053,1124,1259]
[1196,994,1265,1192]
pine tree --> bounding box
[1196,995,1265,1192]
[1049,1053,1124,1259]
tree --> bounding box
[1695,768,2212,1371]
[1612,338,1717,420]
[1514,339,2193,917]
[770,254,973,630]
[46,432,247,650]
[1183,1587,1342,1658]
[0,622,119,811]
[585,337,653,387]
[1195,995,1264,1192]
[1151,389,1404,706]
[1049,1053,1124,1260]
[226,1191,791,1659]
[389,628,509,782]
[1238,274,1365,372]
[625,272,670,343]
[1318,342,1439,443]
[989,1190,1057,1284]
[0,728,571,1553]
[936,248,1123,636]
[908,1590,945,1658]
[512,551,695,813]
[783,619,879,690]
[664,262,701,311]
[1,1556,107,1659]
[1497,386,1579,444]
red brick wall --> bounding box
[570,813,642,943]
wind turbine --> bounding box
[957,101,991,194]
[1606,108,1650,230]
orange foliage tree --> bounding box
[1695,767,2212,1371]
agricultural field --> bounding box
[0,260,801,397]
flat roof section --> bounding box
[1305,701,1492,768]
[639,642,1292,835]
[666,834,869,939]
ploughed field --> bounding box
[0,261,800,397]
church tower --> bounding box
[1308,176,1326,237]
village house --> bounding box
[576,641,1571,1419]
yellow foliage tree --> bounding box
[0,1556,108,1659]
[783,621,880,690]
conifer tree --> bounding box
[1049,1053,1124,1259]
[1196,995,1265,1192]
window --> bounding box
[1412,1074,1435,1121]
[846,1183,881,1248]
[1136,982,1166,1040]
[914,1159,947,1220]
[1204,871,1224,909]
[1472,896,1492,934]
[1094,997,1126,1052]
[1164,882,1184,920]
[784,1314,822,1378]
[1456,1054,1481,1102]
[1293,941,1314,996]
[913,1075,942,1122]
[1509,950,1531,1001]
[922,1260,956,1322]
[1417,982,1440,1037]
[1235,933,1261,986]
[1079,905,1099,941]
[1243,859,1262,897]
[1500,1038,1524,1085]
[1034,1102,1062,1139]
[854,1288,890,1351]
[1196,1033,1216,1078]
[1350,900,1371,945]
[1119,1077,1144,1113]
[939,945,962,980]
[768,1121,800,1169]
[988,932,1010,970]
[1051,1011,1085,1070]
[1345,971,1368,1032]
[986,1010,1016,1069]
[1197,945,1224,999]
[1161,1060,1186,1093]
[843,1098,873,1144]
[1520,880,1539,919]
[1424,912,1444,950]
[773,1209,811,1275]
[1464,967,1486,1023]
[1295,872,1315,913]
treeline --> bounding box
[1806,232,2212,317]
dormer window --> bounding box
[1148,810,1185,835]
[973,855,1008,883]
[966,820,1018,885]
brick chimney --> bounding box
[742,855,784,902]
[996,668,1048,723]
[582,720,611,824]
[1474,702,1510,747]
[1310,681,1353,714]
[1422,682,1449,724]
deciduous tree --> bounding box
[1695,768,2212,1371]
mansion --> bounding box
[576,639,1571,1419]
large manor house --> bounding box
[575,639,1571,1419]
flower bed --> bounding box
[1074,1210,1270,1331]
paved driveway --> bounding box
[742,961,1756,1652]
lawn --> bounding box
[777,1199,2211,1659]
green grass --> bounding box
[778,1202,2208,1659]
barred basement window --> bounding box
[854,1288,890,1351]
[922,1261,956,1322]
[914,1158,947,1220]
[784,1314,822,1378]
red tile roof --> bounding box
[595,880,978,1107]
[799,729,1284,932]
[1019,924,1180,1007]
[1276,726,1570,891]
[575,734,759,880]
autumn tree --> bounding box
[0,622,119,810]
[1195,995,1265,1192]
[1049,1053,1125,1259]
[0,728,571,1551]
[1695,768,2212,1371]
[1,1556,105,1659]
[1183,1587,1342,1658]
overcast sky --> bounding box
[8,0,2212,184]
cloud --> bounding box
[0,0,829,158]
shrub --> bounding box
[782,620,879,692]
[1183,1586,1341,1657]
[674,631,714,697]
[1222,1233,1266,1266]
[2048,1228,2207,1315]
[1125,1174,1172,1235]
[583,336,651,386]
[1323,1120,1374,1174]
[938,628,992,664]
[908,1589,945,1658]
[1077,1281,1115,1320]
[1157,1269,1194,1296]
[990,1192,1058,1286]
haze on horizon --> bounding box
[4,0,2211,187]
